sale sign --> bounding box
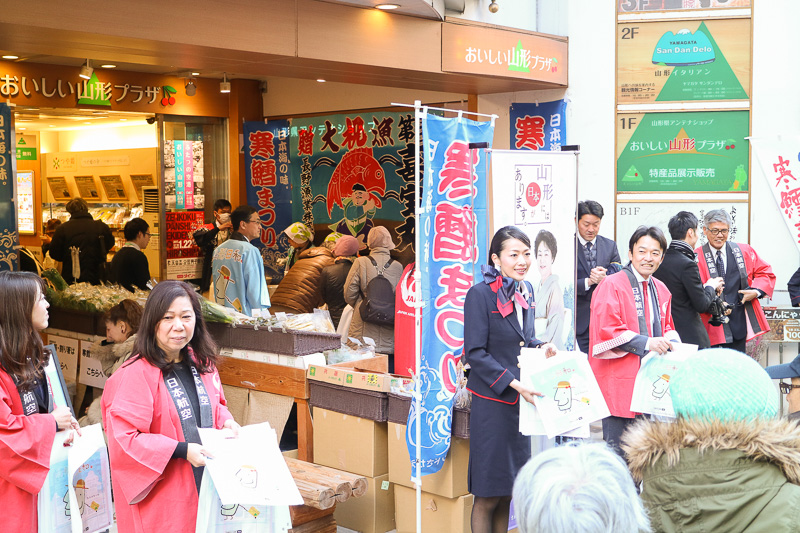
[165,210,206,280]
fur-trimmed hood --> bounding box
[624,417,800,484]
[92,334,137,376]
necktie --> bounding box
[716,249,725,278]
[642,282,652,336]
[585,241,596,270]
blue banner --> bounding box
[0,104,19,270]
[244,120,293,280]
[510,100,567,151]
[407,114,494,476]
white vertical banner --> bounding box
[750,136,800,252]
[491,150,578,350]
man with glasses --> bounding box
[211,205,271,316]
[696,209,775,353]
[765,355,800,422]
[110,217,152,292]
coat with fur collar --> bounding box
[623,417,800,533]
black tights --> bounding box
[471,495,512,533]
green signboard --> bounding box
[616,110,749,192]
[16,147,37,160]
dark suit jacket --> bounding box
[652,241,714,348]
[789,267,800,307]
[576,235,621,338]
[464,281,541,404]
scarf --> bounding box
[481,264,530,318]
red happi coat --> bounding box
[102,356,234,533]
[589,271,679,418]
[695,242,775,345]
[0,368,57,533]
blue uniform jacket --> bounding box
[464,280,542,405]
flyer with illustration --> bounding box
[630,344,697,418]
[519,349,608,438]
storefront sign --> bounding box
[244,120,292,279]
[617,110,749,192]
[0,61,229,117]
[165,210,205,280]
[0,103,19,270]
[16,135,36,160]
[409,113,494,476]
[617,19,750,104]
[289,111,420,251]
[764,308,800,343]
[442,24,568,85]
[16,170,35,235]
[509,100,567,151]
[751,136,800,250]
[618,0,750,13]
[165,141,204,210]
[615,201,748,259]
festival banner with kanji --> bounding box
[491,150,578,350]
[509,100,567,151]
[618,0,750,13]
[244,120,293,279]
[751,136,800,251]
[165,210,205,280]
[617,19,750,104]
[617,110,749,192]
[0,103,19,271]
[408,113,494,476]
[287,112,419,251]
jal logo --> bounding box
[399,266,417,306]
[525,182,541,207]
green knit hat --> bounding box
[671,347,778,422]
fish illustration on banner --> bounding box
[288,112,420,251]
[407,113,494,476]
[510,100,567,152]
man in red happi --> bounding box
[589,226,680,455]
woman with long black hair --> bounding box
[0,271,80,532]
[464,226,556,533]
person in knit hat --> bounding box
[320,235,359,329]
[623,348,800,533]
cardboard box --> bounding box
[387,422,469,498]
[394,485,473,533]
[307,355,401,393]
[313,407,388,477]
[334,473,395,533]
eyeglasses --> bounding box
[779,382,800,394]
[707,228,730,236]
[145,232,152,236]
[247,218,261,224]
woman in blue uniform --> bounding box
[464,226,556,533]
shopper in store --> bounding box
[211,205,271,316]
[344,226,403,364]
[269,230,334,315]
[463,226,556,533]
[102,281,240,533]
[109,217,152,292]
[48,198,115,285]
[0,271,81,532]
[320,234,359,329]
[193,199,232,293]
[78,299,143,427]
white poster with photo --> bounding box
[492,150,578,351]
[520,349,609,439]
[630,344,698,418]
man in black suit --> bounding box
[575,200,621,354]
[652,211,723,349]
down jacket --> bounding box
[623,417,800,533]
[79,334,137,427]
[269,247,334,314]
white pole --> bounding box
[413,99,424,533]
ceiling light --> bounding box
[376,3,400,9]
[2,55,19,60]
[84,122,92,125]
[18,127,26,131]
[220,73,231,94]
[101,64,116,69]
[49,125,55,127]
[317,79,326,83]
[119,119,127,122]
[185,78,197,96]
[191,72,200,76]
[79,59,93,79]
[488,0,499,12]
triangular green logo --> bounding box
[656,22,747,101]
[508,41,531,73]
[18,137,26,145]
[77,72,112,106]
[621,165,643,183]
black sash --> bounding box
[164,363,213,491]
[701,242,765,338]
[623,266,662,337]
[13,374,53,416]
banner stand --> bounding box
[391,101,497,533]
